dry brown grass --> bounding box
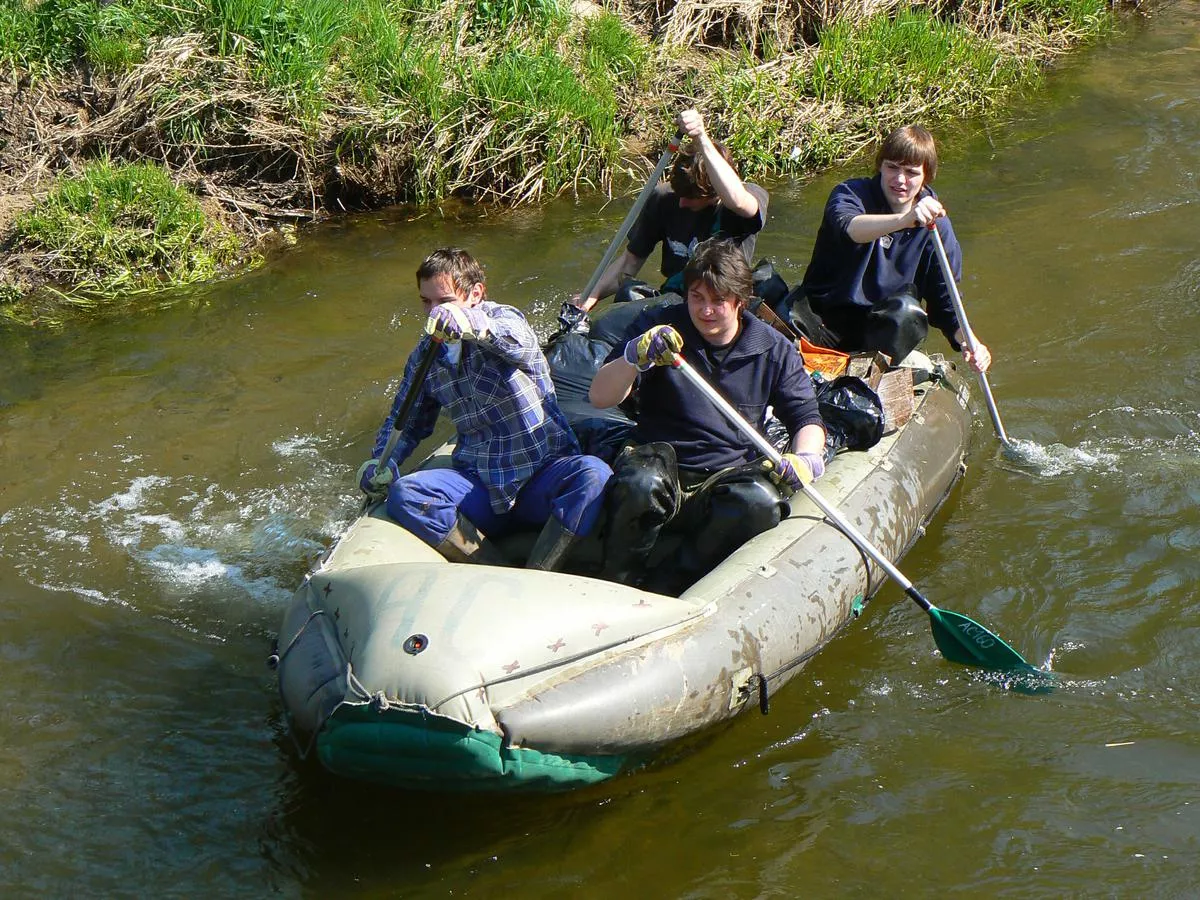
[622,0,1117,55]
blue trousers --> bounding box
[385,455,612,547]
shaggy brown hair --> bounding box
[682,237,753,307]
[415,247,486,297]
[669,142,738,199]
[874,125,939,183]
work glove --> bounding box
[623,325,683,372]
[425,304,489,343]
[356,457,400,497]
[765,451,826,493]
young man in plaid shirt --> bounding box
[358,248,612,571]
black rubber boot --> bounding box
[865,284,929,366]
[525,517,579,572]
[434,513,509,566]
[645,469,787,595]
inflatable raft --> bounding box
[273,307,973,791]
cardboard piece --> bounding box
[875,366,915,433]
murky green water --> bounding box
[3,7,1199,896]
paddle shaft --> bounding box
[375,335,441,468]
[928,225,1012,448]
[666,353,1043,679]
[672,356,935,612]
[579,130,684,304]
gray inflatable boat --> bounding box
[273,345,973,791]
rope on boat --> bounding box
[273,608,324,664]
[272,608,370,761]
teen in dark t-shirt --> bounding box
[625,180,769,293]
[576,108,768,312]
[786,125,992,373]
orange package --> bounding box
[798,336,850,379]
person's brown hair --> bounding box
[874,125,938,183]
[669,142,738,199]
[682,238,753,307]
[415,247,486,297]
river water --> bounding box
[2,6,1198,896]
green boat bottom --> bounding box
[316,705,628,791]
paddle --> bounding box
[576,128,685,310]
[928,223,1014,451]
[363,332,442,509]
[671,353,1051,687]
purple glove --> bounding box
[623,325,683,372]
[425,304,489,343]
[770,451,826,491]
[356,457,400,495]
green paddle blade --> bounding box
[928,607,1055,692]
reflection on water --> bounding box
[2,4,1200,896]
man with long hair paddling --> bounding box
[574,109,768,312]
[357,248,611,571]
[780,125,992,373]
[588,238,826,594]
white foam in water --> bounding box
[1033,642,1113,694]
[34,579,129,608]
[3,465,335,615]
[2,427,365,624]
[272,433,326,458]
[143,542,290,604]
[1001,437,1120,477]
[991,402,1200,477]
[91,474,171,513]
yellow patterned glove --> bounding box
[623,325,683,371]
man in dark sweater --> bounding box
[784,125,992,372]
[589,239,826,593]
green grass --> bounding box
[0,0,1124,311]
[12,159,243,295]
[702,2,1110,182]
[581,10,648,86]
[471,0,565,34]
[0,0,177,74]
[0,0,1110,197]
[988,0,1117,32]
[805,8,1035,108]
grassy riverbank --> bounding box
[0,0,1132,322]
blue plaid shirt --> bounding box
[373,301,581,514]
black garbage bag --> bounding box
[613,279,661,306]
[542,329,630,463]
[543,294,684,464]
[588,292,683,346]
[775,283,840,347]
[764,375,883,460]
[816,375,885,454]
[554,301,590,337]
